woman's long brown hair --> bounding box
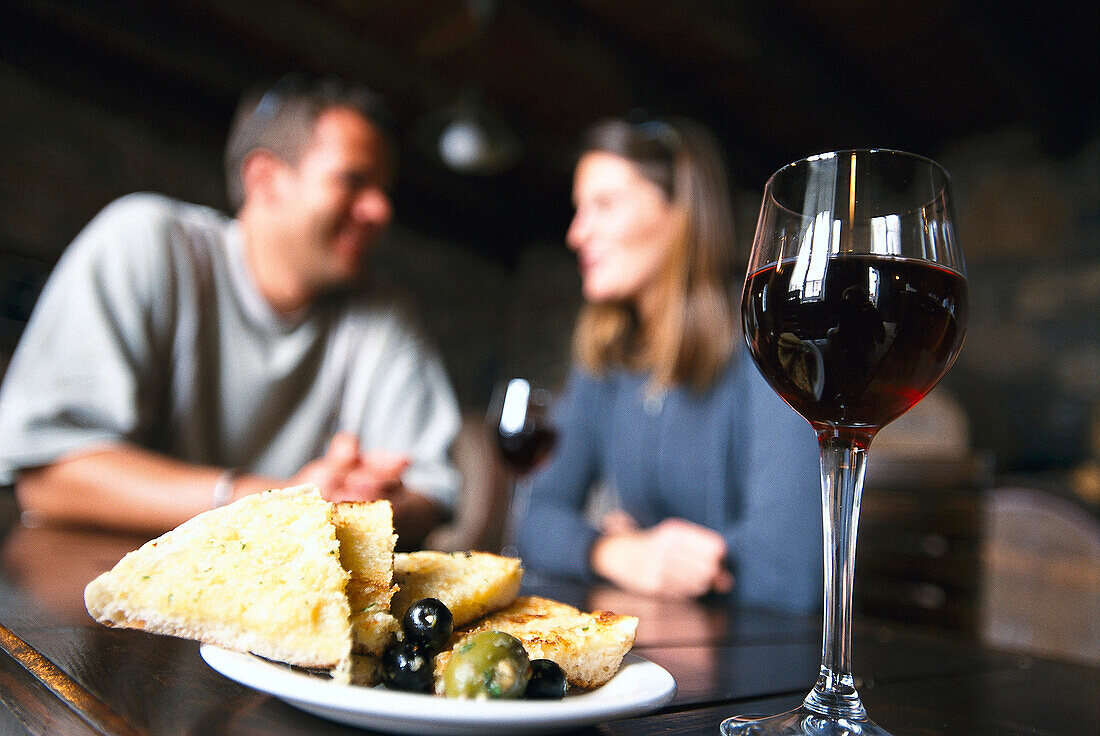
[571,117,737,392]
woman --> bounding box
[513,118,822,611]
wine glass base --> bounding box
[720,706,893,736]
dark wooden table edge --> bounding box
[0,622,147,736]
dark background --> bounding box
[0,0,1097,480]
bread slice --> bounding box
[434,596,638,690]
[84,486,353,677]
[391,550,523,628]
[331,501,399,655]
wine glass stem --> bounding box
[500,476,523,557]
[804,431,871,721]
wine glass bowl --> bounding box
[488,378,557,475]
[743,150,967,445]
[723,150,967,736]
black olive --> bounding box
[525,658,567,699]
[380,641,433,693]
[402,597,454,652]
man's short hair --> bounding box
[224,74,393,211]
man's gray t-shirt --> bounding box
[0,193,461,509]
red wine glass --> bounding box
[487,378,557,555]
[723,150,967,736]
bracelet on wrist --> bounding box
[212,469,242,508]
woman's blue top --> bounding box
[514,349,823,612]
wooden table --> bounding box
[1,491,1097,736]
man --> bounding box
[0,76,461,545]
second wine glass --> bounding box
[486,378,558,555]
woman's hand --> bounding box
[591,516,734,599]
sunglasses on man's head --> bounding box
[251,73,394,134]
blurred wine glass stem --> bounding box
[500,471,526,558]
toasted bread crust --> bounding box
[332,501,400,654]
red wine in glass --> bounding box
[497,425,557,473]
[743,253,967,441]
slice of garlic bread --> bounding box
[434,596,638,690]
[331,500,399,655]
[391,551,523,628]
[84,486,352,674]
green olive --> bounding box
[442,631,532,699]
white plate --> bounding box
[200,645,676,735]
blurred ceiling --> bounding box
[1,0,1097,263]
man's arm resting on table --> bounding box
[15,442,446,544]
[14,445,283,535]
